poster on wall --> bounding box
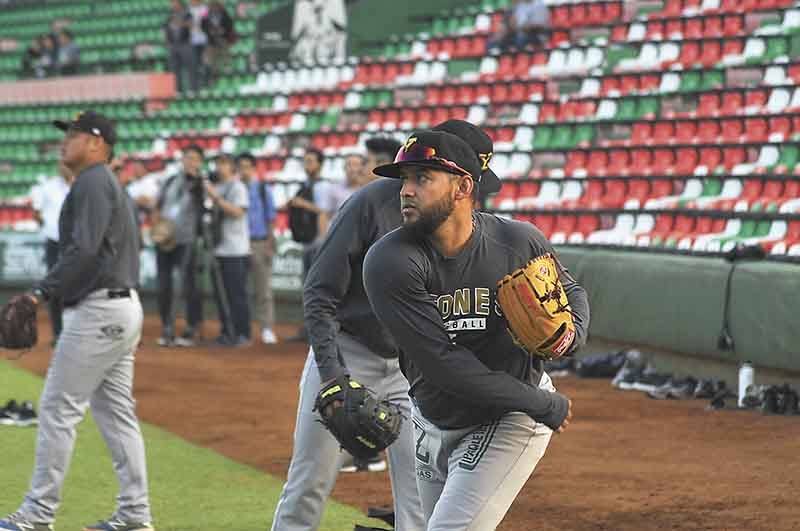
[256,0,348,66]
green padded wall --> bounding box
[555,248,800,372]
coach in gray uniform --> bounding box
[0,111,154,531]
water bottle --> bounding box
[738,361,754,408]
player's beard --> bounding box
[403,192,455,238]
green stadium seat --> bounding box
[533,126,553,150]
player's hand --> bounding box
[319,378,344,417]
[555,399,572,434]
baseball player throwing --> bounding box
[363,129,590,530]
[0,111,153,531]
[271,122,503,531]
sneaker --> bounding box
[693,378,724,399]
[611,350,647,390]
[174,326,197,347]
[341,453,387,473]
[0,401,38,427]
[13,401,38,427]
[261,328,278,344]
[630,369,672,394]
[0,512,53,531]
[156,325,174,347]
[778,385,799,415]
[0,400,19,426]
[83,517,154,531]
[648,377,698,400]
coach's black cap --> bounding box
[373,130,482,180]
[53,110,117,146]
[432,119,501,194]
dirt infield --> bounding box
[13,315,800,531]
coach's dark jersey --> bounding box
[36,163,140,306]
[363,212,590,430]
[304,178,403,382]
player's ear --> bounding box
[455,175,474,200]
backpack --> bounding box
[288,181,318,243]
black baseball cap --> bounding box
[432,119,501,194]
[373,130,482,180]
[53,110,117,146]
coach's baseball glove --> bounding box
[0,296,38,350]
[496,253,576,360]
[314,376,403,460]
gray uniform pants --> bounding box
[412,372,556,531]
[271,333,424,531]
[17,290,152,525]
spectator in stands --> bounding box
[205,153,251,346]
[20,37,43,78]
[201,1,235,84]
[487,0,551,53]
[164,0,195,92]
[30,162,74,345]
[56,29,80,75]
[152,145,205,347]
[38,34,58,77]
[188,0,209,88]
[238,152,278,345]
[364,136,403,183]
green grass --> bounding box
[0,360,384,531]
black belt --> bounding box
[64,288,131,308]
[250,236,271,241]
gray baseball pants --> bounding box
[17,290,152,525]
[271,333,424,531]
[412,372,556,531]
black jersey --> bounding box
[304,178,403,381]
[364,212,590,430]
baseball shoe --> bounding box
[83,517,154,531]
[629,368,672,394]
[611,350,646,390]
[156,325,175,347]
[0,400,19,425]
[0,401,38,427]
[261,328,278,344]
[341,455,387,473]
[0,512,53,531]
[174,326,197,347]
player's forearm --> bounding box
[563,281,590,352]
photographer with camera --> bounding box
[205,153,251,347]
[151,145,205,347]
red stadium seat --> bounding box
[533,214,556,237]
[719,119,743,143]
[722,39,743,58]
[626,179,650,207]
[587,150,609,176]
[720,91,744,116]
[685,19,703,40]
[604,179,628,208]
[722,147,746,169]
[630,149,653,174]
[679,41,701,66]
[665,19,683,38]
[675,121,697,144]
[652,149,676,174]
[674,147,699,175]
[696,120,721,143]
[745,90,767,111]
[696,93,721,118]
[601,77,620,95]
[768,116,791,139]
[753,180,785,210]
[699,147,723,170]
[620,75,639,95]
[646,20,664,40]
[744,118,768,142]
[723,15,743,36]
[705,17,724,38]
[653,122,676,145]
[650,179,675,199]
[608,149,630,175]
[610,25,627,42]
[579,180,605,208]
[699,41,722,67]
[630,123,652,146]
[564,151,587,175]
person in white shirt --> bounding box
[30,163,73,344]
[204,153,251,347]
